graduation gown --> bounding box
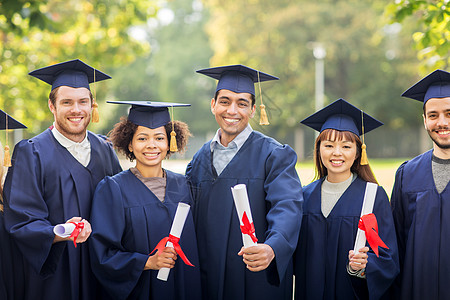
[390,150,450,300]
[0,210,25,300]
[89,169,201,300]
[294,176,399,300]
[2,129,122,300]
[186,131,303,300]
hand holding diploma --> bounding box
[231,184,258,247]
[149,202,194,281]
[238,243,275,272]
[353,183,388,257]
[145,247,177,270]
[231,184,273,271]
[348,246,369,271]
[53,217,92,247]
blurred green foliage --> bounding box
[202,0,423,148]
[0,0,157,139]
[385,0,450,71]
[102,0,215,139]
[0,0,445,158]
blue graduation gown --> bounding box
[0,211,25,300]
[89,169,201,300]
[294,177,399,300]
[186,131,303,300]
[2,129,122,300]
[390,150,450,300]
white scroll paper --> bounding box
[53,223,76,238]
[231,184,257,248]
[353,182,378,255]
[157,202,191,281]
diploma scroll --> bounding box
[231,184,258,248]
[157,202,191,281]
[353,182,378,255]
[53,223,76,238]
[53,221,84,247]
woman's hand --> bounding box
[144,247,178,270]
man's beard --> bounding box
[427,128,450,149]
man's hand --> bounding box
[53,217,92,244]
[348,246,369,271]
[238,243,275,272]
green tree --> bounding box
[0,0,158,140]
[202,0,423,157]
[386,0,450,71]
[103,0,215,157]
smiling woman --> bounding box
[88,101,201,300]
[294,98,399,300]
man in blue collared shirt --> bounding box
[186,65,303,300]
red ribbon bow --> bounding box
[69,222,84,248]
[358,213,389,257]
[240,211,258,243]
[150,234,194,267]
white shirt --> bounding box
[210,124,253,176]
[51,125,91,167]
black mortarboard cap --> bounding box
[29,59,111,91]
[196,64,278,96]
[0,109,27,130]
[402,69,450,105]
[107,101,190,129]
[300,98,383,136]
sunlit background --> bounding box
[1,0,449,190]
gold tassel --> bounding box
[259,104,269,125]
[4,115,11,167]
[91,68,99,123]
[360,110,368,165]
[360,143,368,165]
[92,101,99,123]
[3,145,11,167]
[257,71,269,125]
[169,106,178,152]
[170,131,178,152]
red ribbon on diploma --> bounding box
[358,213,389,257]
[69,222,84,248]
[150,234,194,267]
[240,211,258,243]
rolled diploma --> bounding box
[231,184,257,248]
[53,223,76,238]
[353,182,378,255]
[157,202,191,281]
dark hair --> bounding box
[214,90,256,106]
[313,129,378,184]
[108,117,191,161]
[49,86,93,107]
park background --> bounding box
[1,0,449,195]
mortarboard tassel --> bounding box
[4,115,11,167]
[360,143,369,165]
[259,104,269,125]
[257,71,269,125]
[169,106,178,152]
[91,68,99,123]
[91,101,99,123]
[3,145,11,167]
[360,110,369,165]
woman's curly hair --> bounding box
[108,117,191,161]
